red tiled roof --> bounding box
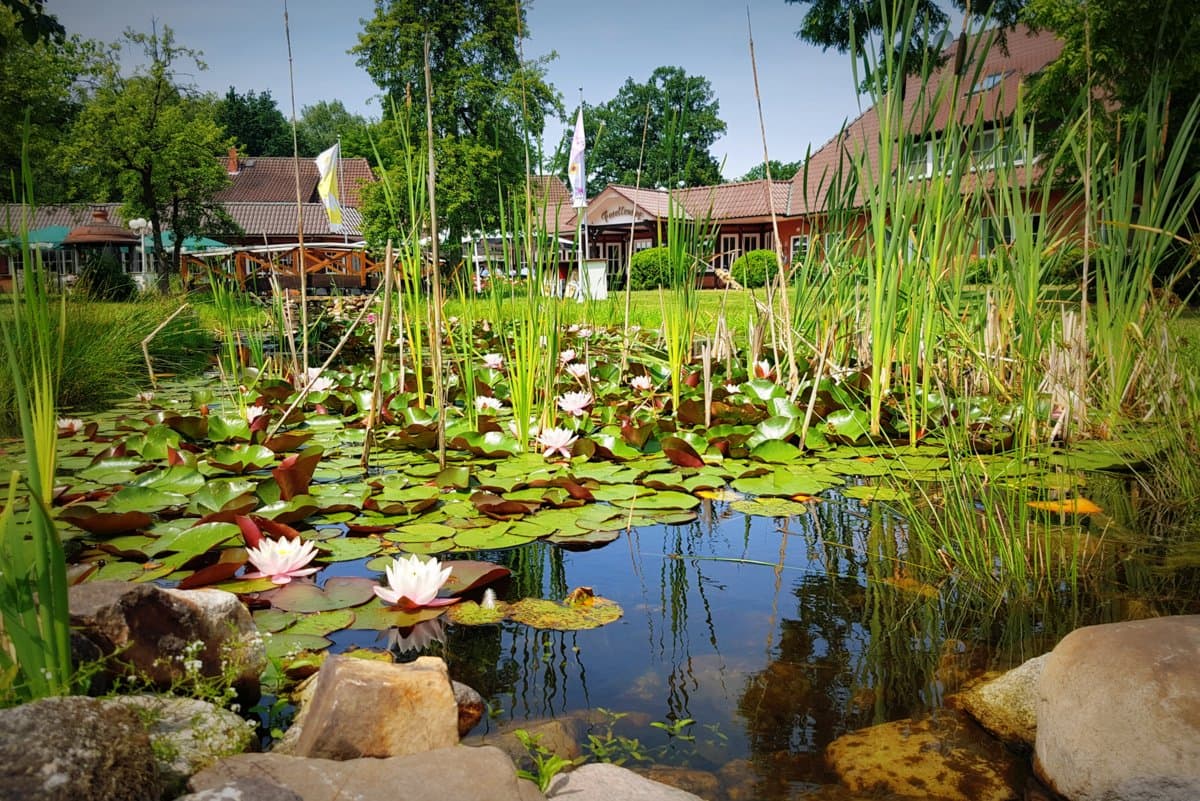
[788,24,1062,215]
[221,203,363,240]
[215,156,375,207]
[0,203,124,231]
[679,179,792,220]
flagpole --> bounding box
[337,135,347,245]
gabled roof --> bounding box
[787,24,1062,215]
[221,203,363,239]
[216,156,375,207]
[678,179,791,221]
[0,203,124,232]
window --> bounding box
[719,234,738,269]
[790,235,810,264]
[742,233,761,254]
[904,136,942,180]
[979,217,1014,256]
[968,72,1006,95]
[972,126,1030,170]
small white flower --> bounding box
[557,391,593,417]
[630,375,653,392]
[475,395,503,412]
[56,417,84,436]
[566,362,590,380]
[482,352,504,370]
[559,349,576,365]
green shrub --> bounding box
[75,252,137,301]
[730,249,778,289]
[629,246,671,290]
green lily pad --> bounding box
[444,600,507,625]
[285,608,356,637]
[841,485,911,503]
[270,576,377,612]
[207,444,278,474]
[750,439,804,463]
[610,490,700,511]
[133,466,207,495]
[253,608,298,633]
[266,632,332,660]
[731,498,815,517]
[385,523,457,543]
[147,521,242,558]
[208,415,252,443]
[318,538,383,562]
[823,409,872,444]
[731,467,840,498]
[109,486,188,515]
[349,603,448,630]
[506,596,622,630]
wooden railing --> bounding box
[181,245,383,292]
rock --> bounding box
[106,695,256,796]
[0,696,162,801]
[177,776,303,801]
[632,766,720,798]
[291,654,458,759]
[825,710,1023,801]
[1035,616,1200,801]
[188,746,544,801]
[69,581,266,704]
[464,718,581,767]
[547,763,705,800]
[949,654,1046,749]
[454,680,486,737]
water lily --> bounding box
[559,348,577,365]
[56,417,84,436]
[475,395,503,412]
[630,375,653,392]
[557,391,593,417]
[482,352,504,370]
[243,535,320,585]
[537,426,577,459]
[244,405,268,424]
[565,362,590,380]
[724,383,741,395]
[754,360,776,380]
[136,391,155,403]
[374,553,455,609]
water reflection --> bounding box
[366,491,1199,799]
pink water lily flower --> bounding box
[557,391,593,417]
[537,426,578,459]
[57,417,84,436]
[559,348,576,365]
[630,375,653,392]
[475,395,503,412]
[482,353,504,370]
[374,554,456,610]
[565,362,590,380]
[243,535,320,584]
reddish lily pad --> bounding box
[441,560,512,595]
[661,436,705,468]
[272,446,323,501]
[59,506,153,536]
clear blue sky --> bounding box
[48,0,870,180]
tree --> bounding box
[572,66,726,194]
[215,87,292,156]
[352,0,561,250]
[0,7,100,201]
[737,159,803,182]
[62,25,232,289]
[296,100,372,158]
[785,0,1025,81]
[0,0,63,52]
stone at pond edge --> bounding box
[105,695,257,797]
[291,654,458,759]
[632,766,720,798]
[948,653,1046,749]
[187,747,544,801]
[547,763,706,800]
[454,679,486,737]
[825,709,1023,801]
[0,696,162,801]
[179,776,302,801]
[1035,615,1200,801]
[464,718,582,767]
[69,580,266,704]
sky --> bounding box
[47,0,873,180]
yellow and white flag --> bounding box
[315,143,343,232]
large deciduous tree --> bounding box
[352,0,561,252]
[296,100,372,158]
[63,25,232,289]
[215,87,292,157]
[737,159,803,182]
[575,66,726,194]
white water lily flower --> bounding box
[373,554,455,609]
[630,375,653,392]
[482,352,504,370]
[565,362,590,380]
[559,348,576,365]
[56,417,84,436]
[244,405,268,424]
[243,536,320,585]
[475,395,503,412]
[537,426,578,459]
[136,391,155,403]
[557,391,593,417]
[724,383,741,395]
[754,360,776,380]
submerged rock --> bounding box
[547,763,705,800]
[464,718,582,767]
[0,696,162,801]
[824,709,1022,801]
[1035,616,1200,801]
[949,653,1046,749]
[632,765,720,798]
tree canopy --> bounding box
[570,66,726,195]
[737,159,803,182]
[296,100,372,158]
[62,25,232,286]
[352,0,561,247]
[216,87,292,157]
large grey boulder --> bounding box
[69,581,266,703]
[547,763,706,800]
[290,654,458,759]
[186,746,543,801]
[106,695,257,796]
[0,696,162,801]
[825,710,1021,801]
[950,653,1047,749]
[1035,616,1200,801]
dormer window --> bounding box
[969,72,1006,95]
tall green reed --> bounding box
[0,173,72,703]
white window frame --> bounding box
[790,234,810,264]
[719,233,739,269]
[742,233,761,254]
[904,136,941,180]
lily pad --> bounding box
[270,576,377,612]
[445,600,507,625]
[506,596,622,630]
[349,603,448,630]
[318,537,383,562]
[731,497,815,517]
[841,485,910,503]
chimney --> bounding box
[227,146,240,174]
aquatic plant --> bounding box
[374,554,455,610]
[242,536,321,585]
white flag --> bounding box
[568,107,587,208]
[315,143,343,232]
